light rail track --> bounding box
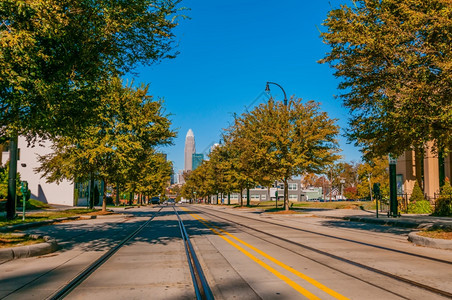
[190,205,452,299]
[43,206,212,300]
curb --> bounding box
[345,216,421,228]
[408,232,452,250]
[0,234,58,264]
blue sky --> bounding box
[131,0,361,173]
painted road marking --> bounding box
[180,207,349,300]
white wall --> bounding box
[2,136,74,206]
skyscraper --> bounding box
[192,153,204,170]
[184,129,195,171]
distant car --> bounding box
[149,197,160,204]
[167,199,175,205]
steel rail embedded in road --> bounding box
[191,206,452,299]
[47,208,163,300]
[173,206,214,300]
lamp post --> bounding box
[266,82,287,210]
[265,82,288,106]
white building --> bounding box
[2,136,100,207]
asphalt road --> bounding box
[1,205,451,300]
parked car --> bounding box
[149,197,160,204]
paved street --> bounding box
[1,204,451,299]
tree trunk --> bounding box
[240,190,243,207]
[89,174,95,209]
[284,177,289,211]
[102,178,107,212]
[128,191,133,206]
[414,146,424,190]
[115,183,120,206]
[246,188,250,206]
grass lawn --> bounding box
[0,208,106,228]
[418,229,452,240]
[232,200,376,212]
[0,233,46,248]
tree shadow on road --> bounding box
[319,219,413,235]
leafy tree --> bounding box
[357,156,389,200]
[36,79,175,211]
[134,152,173,200]
[344,186,358,200]
[0,0,182,140]
[228,98,340,210]
[320,0,452,160]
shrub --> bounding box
[434,178,452,216]
[408,181,432,214]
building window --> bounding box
[230,195,238,200]
[289,195,298,201]
[261,195,266,200]
[288,183,298,191]
[251,194,260,200]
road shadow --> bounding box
[319,219,412,235]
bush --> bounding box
[408,181,432,214]
[434,178,452,216]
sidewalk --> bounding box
[302,208,452,250]
[305,208,452,229]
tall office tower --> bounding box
[184,129,196,171]
[192,153,204,170]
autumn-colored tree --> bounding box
[228,98,340,211]
[320,0,452,161]
[36,79,175,211]
[357,157,389,200]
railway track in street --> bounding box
[187,205,452,299]
[1,206,212,300]
[45,206,212,300]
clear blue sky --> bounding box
[131,0,361,173]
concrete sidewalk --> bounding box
[305,208,452,229]
[303,208,452,250]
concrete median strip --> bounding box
[0,234,58,263]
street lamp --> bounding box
[265,82,288,106]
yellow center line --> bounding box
[180,207,349,300]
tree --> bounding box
[0,0,182,140]
[36,78,175,211]
[228,98,340,210]
[357,156,389,200]
[1,0,182,218]
[320,0,452,160]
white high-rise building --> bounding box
[184,129,196,171]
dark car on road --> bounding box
[149,197,160,204]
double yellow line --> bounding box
[180,207,348,300]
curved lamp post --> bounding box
[265,81,287,106]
